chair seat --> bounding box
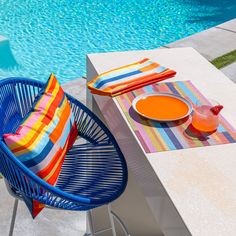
[0,78,127,212]
[55,139,125,207]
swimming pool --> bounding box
[0,0,235,83]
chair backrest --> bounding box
[0,78,128,209]
[0,78,43,137]
[0,78,46,200]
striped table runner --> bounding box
[116,80,236,153]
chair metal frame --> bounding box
[0,77,130,236]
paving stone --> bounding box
[166,27,236,61]
[0,78,87,236]
[217,18,236,33]
[221,62,236,83]
[0,181,86,236]
[62,77,86,105]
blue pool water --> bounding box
[0,0,235,83]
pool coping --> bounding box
[163,18,236,62]
[159,18,236,81]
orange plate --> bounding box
[132,93,193,121]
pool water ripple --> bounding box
[0,0,235,83]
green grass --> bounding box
[211,49,236,69]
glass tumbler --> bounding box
[191,101,222,132]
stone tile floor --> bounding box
[0,182,86,236]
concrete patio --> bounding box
[0,18,236,236]
[0,182,86,236]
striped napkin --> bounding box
[87,58,176,97]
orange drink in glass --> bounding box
[191,101,223,132]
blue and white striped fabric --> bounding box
[87,58,176,96]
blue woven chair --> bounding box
[0,78,129,236]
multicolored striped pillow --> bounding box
[3,73,78,218]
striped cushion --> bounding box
[3,73,78,218]
[87,58,176,96]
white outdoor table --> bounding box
[86,48,236,236]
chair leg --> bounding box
[9,198,18,236]
[110,209,130,236]
[87,210,95,236]
[108,204,117,236]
